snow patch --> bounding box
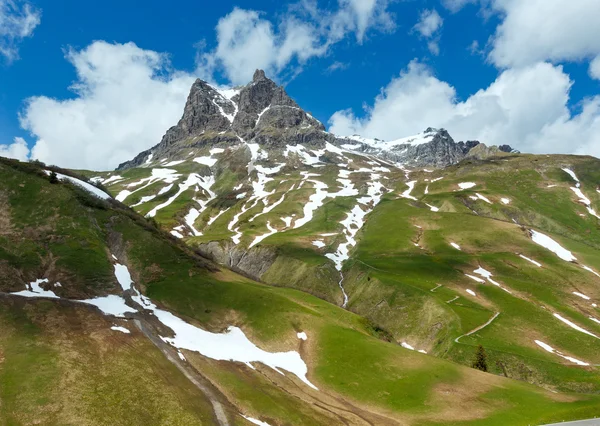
[518,254,542,267]
[12,278,59,299]
[48,171,111,200]
[458,182,476,190]
[111,326,131,334]
[530,230,576,262]
[553,313,599,339]
[241,415,272,426]
[573,292,591,300]
[534,340,588,366]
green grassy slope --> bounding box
[3,156,599,424]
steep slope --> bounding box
[2,154,600,424]
[84,72,600,401]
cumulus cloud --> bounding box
[0,0,41,61]
[443,0,600,69]
[328,60,600,158]
[589,55,600,80]
[488,0,600,68]
[20,41,196,170]
[198,0,395,84]
[413,9,443,55]
[0,136,29,160]
[414,9,443,38]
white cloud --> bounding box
[442,0,478,13]
[328,60,600,158]
[198,8,326,85]
[589,55,600,80]
[414,9,443,38]
[488,0,600,68]
[198,1,395,85]
[326,61,349,73]
[445,0,600,69]
[20,41,196,170]
[413,9,443,55]
[0,0,41,61]
[0,136,29,160]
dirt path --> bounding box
[455,312,500,343]
[133,318,232,426]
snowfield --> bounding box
[530,230,576,262]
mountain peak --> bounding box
[253,69,267,82]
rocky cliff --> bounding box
[117,69,515,170]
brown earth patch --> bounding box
[0,190,12,236]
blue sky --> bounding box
[1,0,600,170]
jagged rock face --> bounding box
[118,69,325,170]
[117,70,514,170]
[337,128,490,168]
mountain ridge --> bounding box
[117,70,514,170]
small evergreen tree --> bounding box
[49,171,59,184]
[472,344,488,372]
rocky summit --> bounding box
[117,70,513,170]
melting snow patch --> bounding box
[553,313,599,339]
[178,351,186,361]
[111,326,130,334]
[193,156,218,167]
[534,340,589,366]
[207,208,230,226]
[518,254,542,267]
[114,263,133,291]
[475,193,493,204]
[426,204,439,212]
[185,208,202,236]
[450,242,461,251]
[458,182,476,190]
[12,278,59,299]
[297,332,307,341]
[400,180,418,200]
[582,265,600,278]
[101,175,124,185]
[590,317,600,325]
[241,415,271,426]
[79,295,137,318]
[171,230,184,239]
[530,230,576,262]
[132,293,318,389]
[562,168,580,187]
[465,274,485,284]
[48,172,111,200]
[312,240,325,248]
[401,342,415,350]
[249,221,277,248]
[147,174,215,218]
[466,289,477,297]
[501,198,511,205]
[573,292,591,300]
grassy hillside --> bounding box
[2,156,600,425]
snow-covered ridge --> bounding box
[343,129,438,150]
